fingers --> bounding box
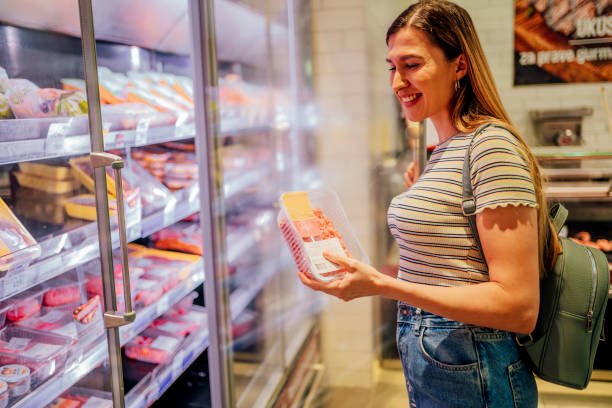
[322,251,357,270]
[404,162,416,189]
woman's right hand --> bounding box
[404,161,416,189]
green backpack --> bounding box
[462,123,609,389]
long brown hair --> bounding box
[387,0,559,276]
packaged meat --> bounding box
[0,326,78,388]
[128,160,172,214]
[13,171,80,194]
[133,278,163,307]
[43,285,82,307]
[152,222,202,255]
[124,329,182,364]
[16,309,76,339]
[6,289,44,322]
[47,387,112,408]
[148,317,198,337]
[69,155,141,200]
[162,292,198,318]
[278,190,369,281]
[0,365,29,398]
[72,296,104,345]
[0,197,41,272]
[18,162,73,181]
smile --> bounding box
[401,94,419,102]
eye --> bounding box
[388,66,396,71]
[405,64,418,69]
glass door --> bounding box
[0,0,208,406]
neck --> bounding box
[430,110,459,144]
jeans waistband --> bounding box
[397,302,498,332]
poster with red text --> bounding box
[514,0,612,85]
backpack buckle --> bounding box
[515,333,534,347]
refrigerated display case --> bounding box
[0,0,321,407]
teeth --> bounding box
[401,94,418,102]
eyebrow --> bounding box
[386,55,423,64]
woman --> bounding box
[299,1,559,407]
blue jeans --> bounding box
[396,303,538,408]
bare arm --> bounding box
[300,205,540,334]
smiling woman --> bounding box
[297,1,562,407]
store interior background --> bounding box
[310,0,612,406]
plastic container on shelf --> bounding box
[0,326,79,390]
[0,305,9,331]
[42,280,84,308]
[133,278,164,307]
[63,194,117,222]
[5,287,45,323]
[0,379,7,407]
[46,386,112,408]
[148,316,198,338]
[0,197,41,273]
[124,328,182,364]
[0,364,30,398]
[277,189,369,281]
[72,296,104,346]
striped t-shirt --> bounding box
[387,126,538,287]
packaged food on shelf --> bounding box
[161,292,198,319]
[124,328,182,364]
[0,197,41,272]
[152,222,202,256]
[148,316,198,338]
[18,161,74,181]
[5,79,87,119]
[0,379,7,408]
[69,155,141,201]
[133,278,163,307]
[16,308,77,339]
[0,364,29,398]
[5,288,44,323]
[0,94,13,120]
[0,305,8,331]
[63,194,116,222]
[128,160,172,215]
[72,296,104,345]
[0,326,79,391]
[43,283,83,308]
[13,171,80,194]
[278,190,369,281]
[46,386,112,408]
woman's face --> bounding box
[387,27,459,123]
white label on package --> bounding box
[40,310,65,323]
[22,343,63,359]
[151,335,180,352]
[82,396,113,408]
[6,337,31,351]
[303,238,345,274]
[158,322,187,333]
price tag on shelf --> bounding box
[45,122,70,154]
[135,118,151,146]
[156,297,170,316]
[4,273,27,297]
[174,111,190,139]
[172,350,185,377]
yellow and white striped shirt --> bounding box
[387,126,538,287]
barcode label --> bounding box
[303,238,345,275]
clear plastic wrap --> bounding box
[278,189,369,281]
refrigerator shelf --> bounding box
[0,120,195,166]
[9,261,204,408]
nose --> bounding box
[392,70,407,92]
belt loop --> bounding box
[414,308,422,336]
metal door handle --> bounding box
[90,152,136,328]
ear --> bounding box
[455,53,468,80]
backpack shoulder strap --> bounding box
[461,123,501,260]
[549,202,568,234]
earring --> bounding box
[455,79,460,93]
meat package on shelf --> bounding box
[570,231,612,275]
[131,143,197,192]
[46,387,112,408]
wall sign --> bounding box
[514,0,612,85]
